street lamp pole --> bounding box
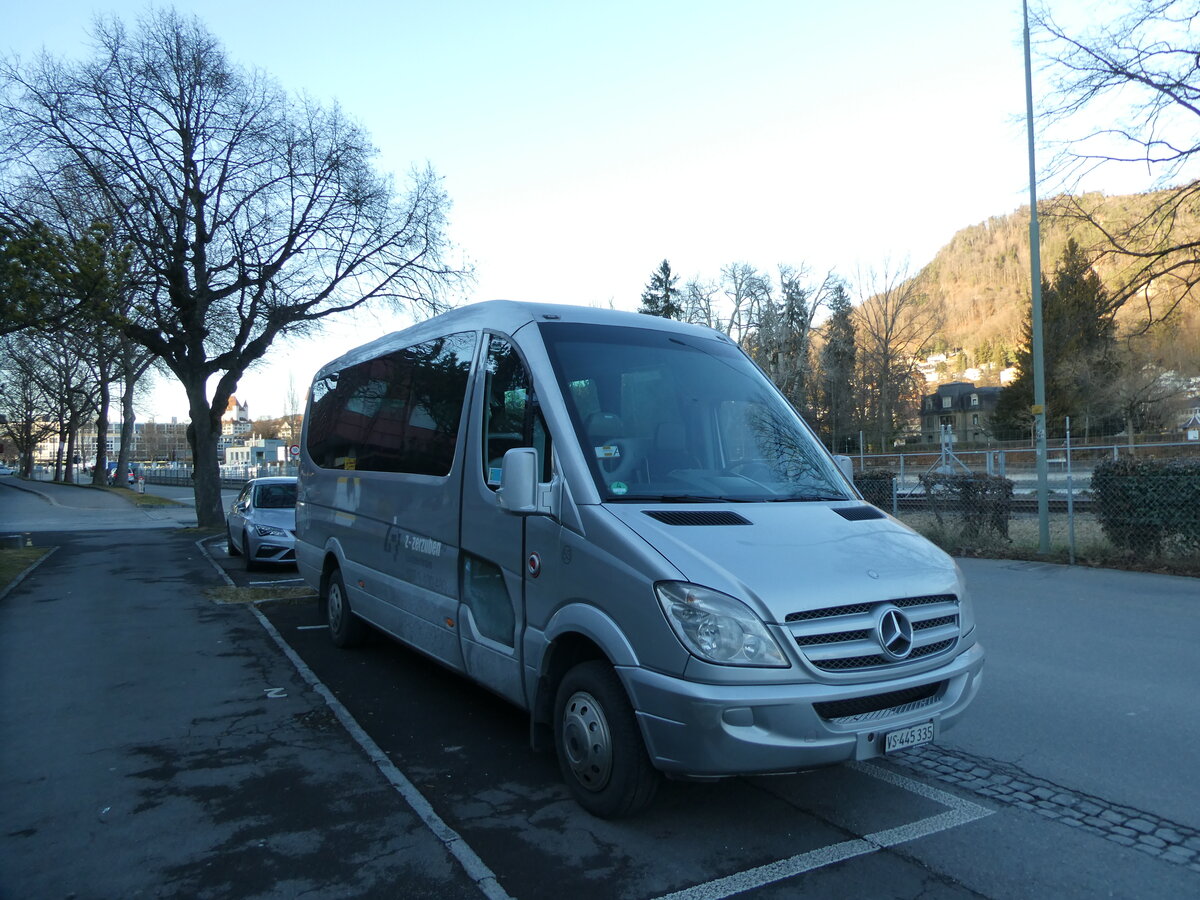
[1024,0,1051,553]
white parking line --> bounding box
[250,603,512,900]
[651,762,994,900]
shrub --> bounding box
[1091,458,1200,557]
[854,470,895,507]
[918,472,1014,541]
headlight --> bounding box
[655,582,788,667]
[254,524,289,537]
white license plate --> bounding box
[884,721,934,754]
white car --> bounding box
[0,464,13,476]
[226,476,298,570]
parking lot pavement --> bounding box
[0,477,200,530]
[256,602,1189,900]
[0,529,485,898]
[5,495,1199,898]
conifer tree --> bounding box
[639,259,682,318]
[992,240,1118,439]
[819,284,857,452]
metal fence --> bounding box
[853,440,1200,572]
[139,463,299,489]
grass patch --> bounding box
[103,486,185,508]
[898,508,1200,576]
[0,547,52,593]
[207,585,317,605]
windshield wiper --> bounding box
[607,494,755,503]
[763,493,849,502]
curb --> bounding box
[0,546,60,602]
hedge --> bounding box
[1090,458,1200,557]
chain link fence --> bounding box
[854,440,1200,575]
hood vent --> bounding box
[644,510,752,526]
[834,505,886,521]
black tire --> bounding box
[243,530,258,572]
[553,660,660,818]
[324,567,368,648]
[226,527,241,557]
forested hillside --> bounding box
[917,191,1200,375]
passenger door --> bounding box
[458,334,552,706]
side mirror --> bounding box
[498,447,553,516]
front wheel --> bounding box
[553,660,659,818]
[226,527,241,557]
[243,530,258,572]
[324,567,368,648]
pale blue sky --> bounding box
[6,0,1141,419]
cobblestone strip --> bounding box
[882,744,1200,873]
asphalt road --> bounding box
[1,476,1198,898]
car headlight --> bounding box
[655,582,788,667]
[254,524,289,537]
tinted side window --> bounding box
[481,336,550,487]
[307,332,476,475]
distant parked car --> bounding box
[0,464,13,476]
[226,476,298,570]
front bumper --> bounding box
[619,642,984,777]
[250,534,297,564]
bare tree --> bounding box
[679,278,719,329]
[0,9,463,525]
[854,263,943,450]
[1105,336,1194,441]
[1034,0,1200,326]
[0,335,59,475]
[747,266,839,412]
[718,263,772,344]
[9,327,100,482]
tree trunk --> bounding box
[64,426,78,484]
[114,388,135,486]
[92,379,111,486]
[186,385,226,527]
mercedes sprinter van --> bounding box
[295,300,984,817]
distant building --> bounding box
[1181,402,1200,441]
[64,418,192,465]
[224,438,286,468]
[219,396,252,458]
[920,382,1002,444]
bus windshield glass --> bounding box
[539,322,851,503]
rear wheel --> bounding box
[554,660,659,818]
[325,567,368,648]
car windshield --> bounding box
[539,322,850,502]
[254,483,297,509]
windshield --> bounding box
[539,322,851,502]
[254,482,298,509]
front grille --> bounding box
[786,603,870,623]
[813,681,944,721]
[787,594,960,673]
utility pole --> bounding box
[1024,0,1051,552]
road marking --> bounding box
[196,537,235,587]
[250,603,512,900]
[651,762,993,900]
[247,581,992,900]
[296,625,328,631]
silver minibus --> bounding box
[296,300,984,817]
